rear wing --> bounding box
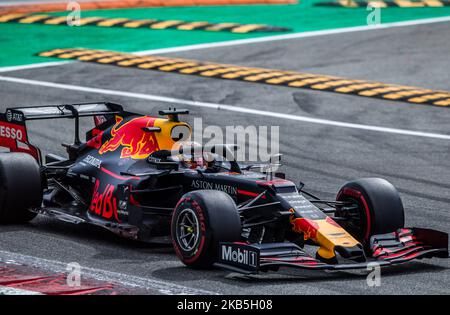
[4,102,123,123]
[0,102,124,164]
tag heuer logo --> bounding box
[6,110,23,123]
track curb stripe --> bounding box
[0,285,43,295]
[0,250,217,295]
[37,48,450,107]
[316,0,450,7]
[0,0,297,15]
[0,13,291,33]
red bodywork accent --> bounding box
[371,228,448,262]
[100,166,140,181]
[237,189,266,198]
[256,179,294,186]
[86,128,104,149]
[237,189,259,197]
[129,194,140,206]
[261,257,319,265]
[325,216,341,228]
[0,120,40,162]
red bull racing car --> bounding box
[0,102,447,274]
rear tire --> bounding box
[0,153,42,224]
[171,190,241,269]
[336,178,404,245]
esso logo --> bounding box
[0,125,23,141]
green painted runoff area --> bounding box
[0,0,449,67]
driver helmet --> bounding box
[178,141,204,169]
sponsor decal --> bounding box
[147,156,161,163]
[0,124,23,140]
[82,155,102,169]
[94,115,107,126]
[89,179,120,222]
[117,184,131,214]
[5,109,23,123]
[290,217,320,240]
[99,116,160,159]
[220,243,259,271]
[0,121,43,161]
[281,193,327,220]
[191,179,237,195]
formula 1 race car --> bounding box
[0,103,447,274]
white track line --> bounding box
[0,75,449,140]
[0,250,216,295]
[0,61,71,73]
[0,16,449,73]
[135,16,450,55]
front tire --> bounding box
[171,190,241,269]
[336,178,404,245]
[0,153,42,224]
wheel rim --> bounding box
[336,197,365,241]
[175,208,200,252]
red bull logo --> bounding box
[290,217,319,240]
[89,179,120,222]
[99,116,160,159]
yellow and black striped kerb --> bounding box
[316,0,450,7]
[38,48,450,107]
[0,13,290,33]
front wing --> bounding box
[216,228,448,274]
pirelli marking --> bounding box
[38,48,450,107]
[0,13,290,33]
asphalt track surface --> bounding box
[0,21,449,294]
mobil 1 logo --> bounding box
[219,243,259,272]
